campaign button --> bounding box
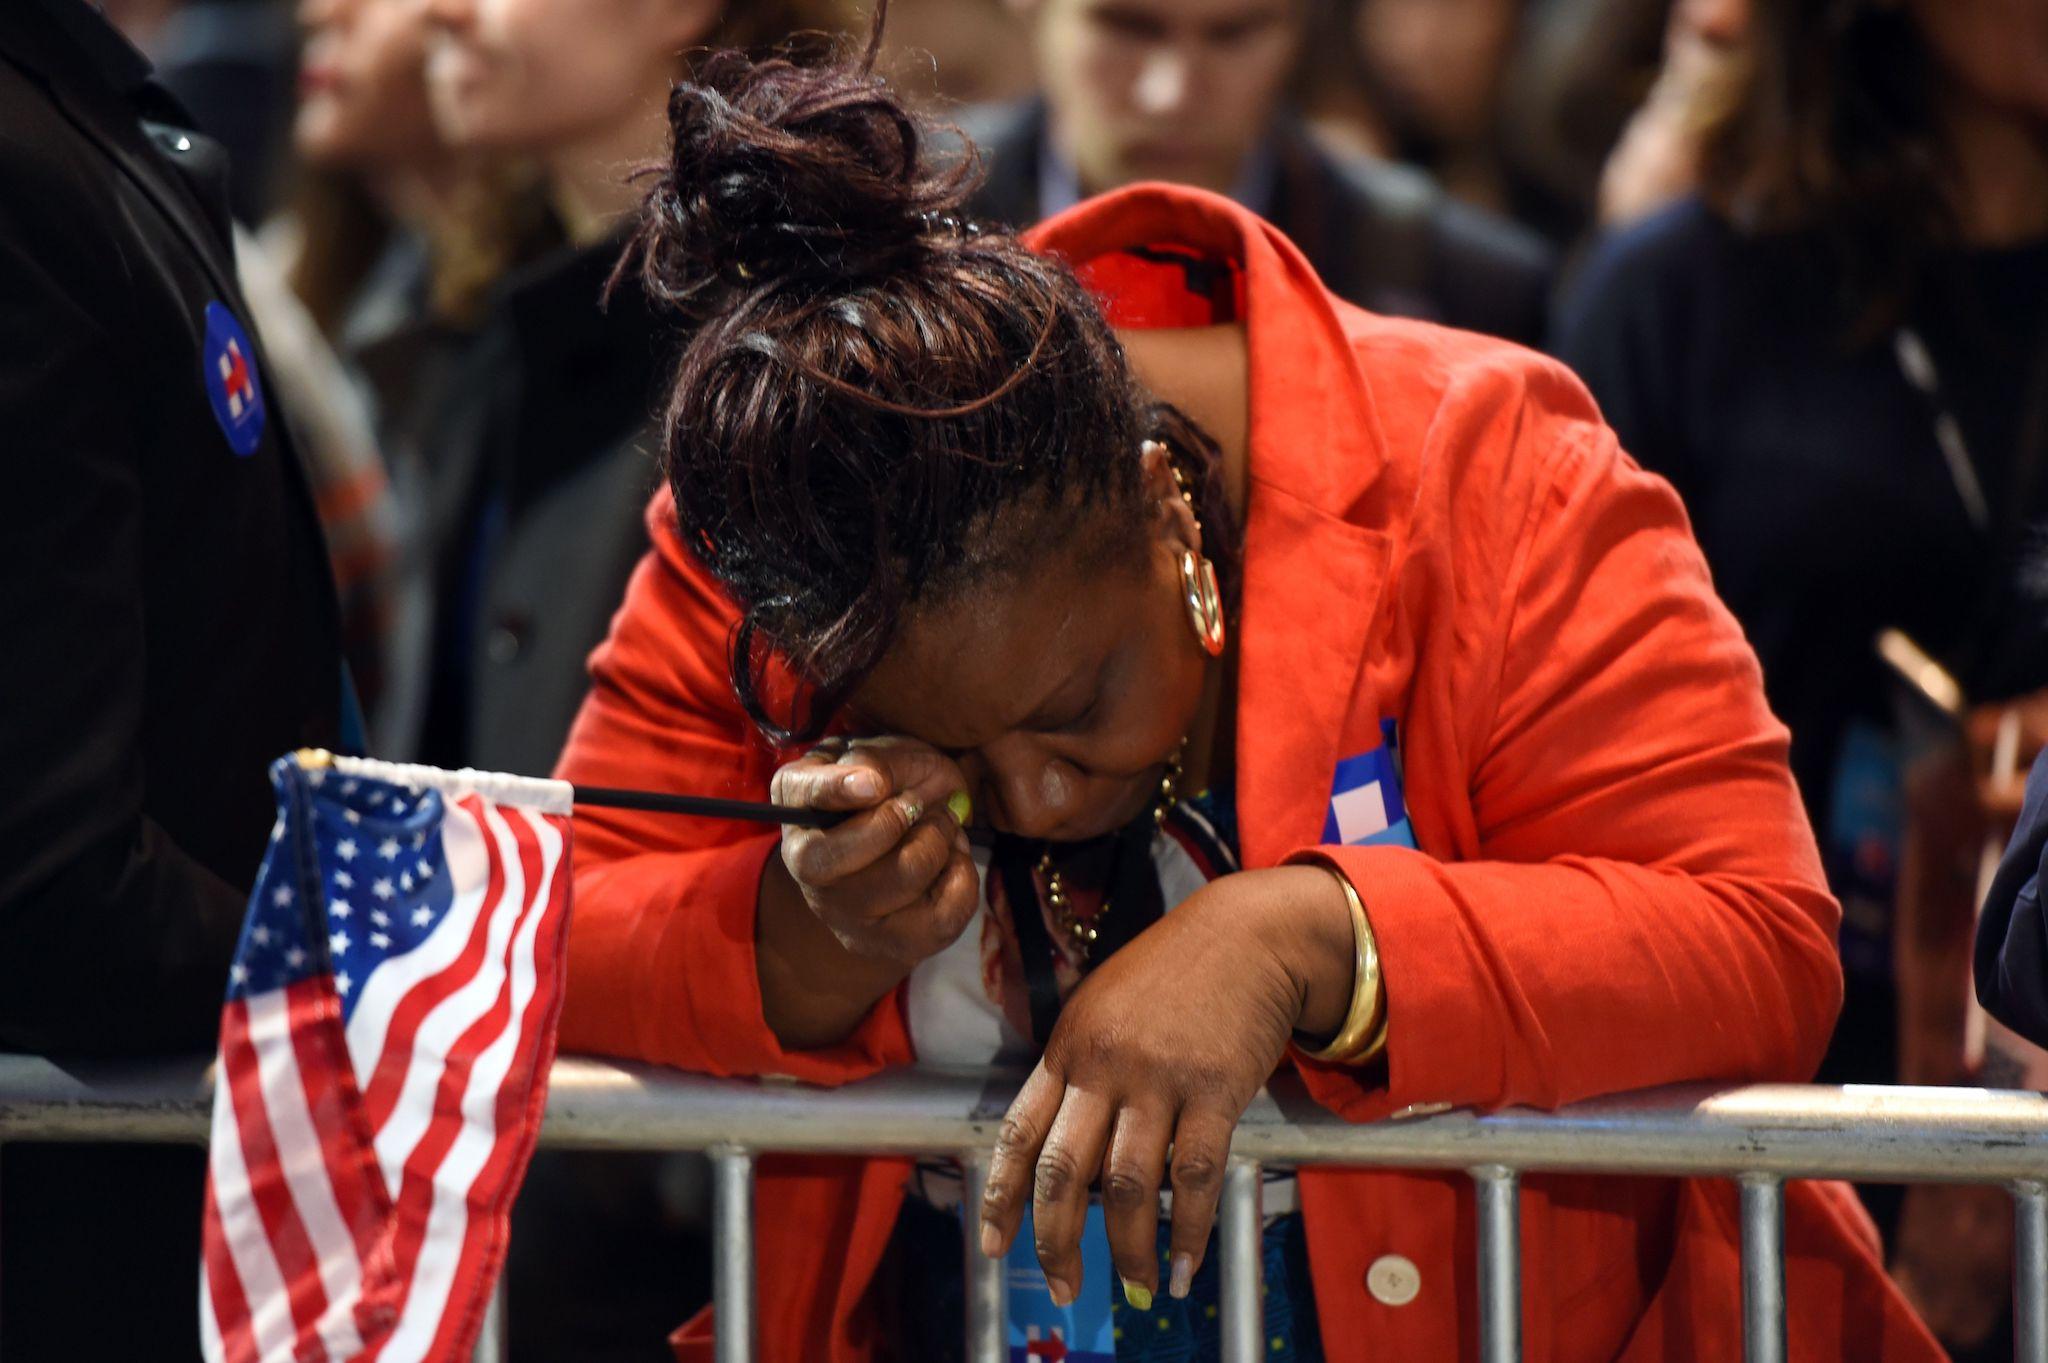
[200,301,265,457]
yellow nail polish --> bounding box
[946,790,973,826]
[1121,1278,1153,1311]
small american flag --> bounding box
[201,752,573,1363]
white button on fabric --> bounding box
[1367,1253,1421,1306]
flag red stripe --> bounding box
[419,809,573,1362]
[284,978,388,1267]
[370,803,549,1357]
[359,796,507,1132]
[202,1088,261,1363]
[220,1000,335,1352]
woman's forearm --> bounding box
[756,853,912,1049]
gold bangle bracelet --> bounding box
[1303,868,1387,1065]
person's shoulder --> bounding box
[1563,195,1735,316]
[0,63,129,314]
[1341,305,1609,502]
[1343,305,1587,415]
[1312,141,1543,266]
[1298,134,1553,341]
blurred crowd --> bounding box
[5,0,2048,1358]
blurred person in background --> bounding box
[878,0,1034,106]
[1489,0,1675,247]
[1592,0,1748,228]
[284,0,559,733]
[410,0,848,1351]
[956,0,1556,345]
[406,0,848,781]
[1555,0,2048,1354]
[0,0,345,1354]
[1346,0,1541,228]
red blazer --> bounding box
[553,185,1944,1362]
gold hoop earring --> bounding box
[1180,550,1225,656]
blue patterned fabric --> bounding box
[877,1195,1323,1363]
[1109,1214,1322,1362]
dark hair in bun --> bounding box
[617,8,1238,744]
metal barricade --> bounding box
[4,1055,2047,1363]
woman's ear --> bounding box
[1139,438,1201,553]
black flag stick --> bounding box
[296,750,851,829]
[571,785,849,829]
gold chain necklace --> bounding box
[1037,743,1184,961]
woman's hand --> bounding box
[757,737,978,1049]
[976,866,1357,1307]
[772,737,978,962]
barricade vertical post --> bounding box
[712,1146,757,1363]
[1219,1158,1263,1363]
[2015,1178,2048,1363]
[1738,1175,1786,1363]
[473,1279,508,1363]
[1473,1165,1522,1363]
[962,1153,1005,1363]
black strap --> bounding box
[992,835,1062,1048]
[993,809,1170,1050]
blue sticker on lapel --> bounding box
[1322,718,1418,848]
[200,301,265,457]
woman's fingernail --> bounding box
[946,789,973,826]
[897,795,924,826]
[1047,1276,1075,1308]
[979,1221,1001,1258]
[1121,1277,1153,1311]
[1169,1254,1194,1299]
[842,769,884,800]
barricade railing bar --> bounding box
[3,1055,2046,1363]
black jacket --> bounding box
[1979,750,2048,1047]
[385,237,666,780]
[957,100,1555,347]
[0,0,342,1055]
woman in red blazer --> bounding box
[553,40,1944,1363]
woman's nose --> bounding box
[985,753,1081,840]
[1132,48,1192,117]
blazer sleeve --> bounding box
[1291,376,1841,1119]
[1975,750,2048,1048]
[0,162,252,1056]
[552,499,914,1082]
